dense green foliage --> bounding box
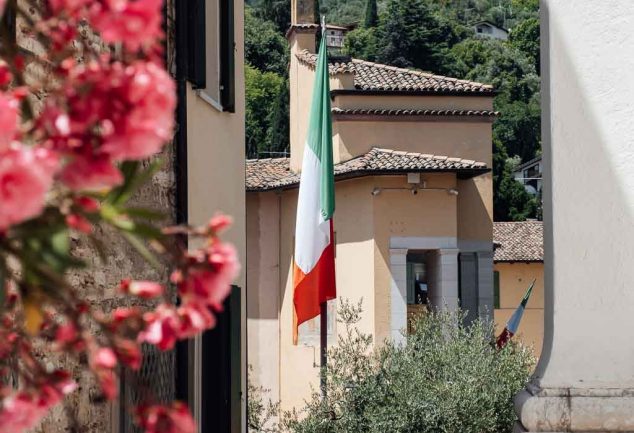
[248,300,535,433]
[364,0,378,28]
[245,65,286,158]
[245,0,542,220]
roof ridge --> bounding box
[369,147,487,166]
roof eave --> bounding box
[494,259,544,264]
[246,167,491,192]
[331,88,499,98]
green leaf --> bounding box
[122,207,167,221]
[121,231,162,270]
[106,159,164,206]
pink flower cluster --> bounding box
[0,371,76,433]
[138,217,240,351]
[46,0,164,52]
[0,145,59,230]
[46,59,176,191]
[136,402,196,433]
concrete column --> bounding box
[476,251,494,321]
[515,2,634,431]
[389,248,408,345]
[436,249,459,310]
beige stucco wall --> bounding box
[494,262,544,358]
[333,120,492,165]
[186,0,246,427]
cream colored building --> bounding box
[246,1,498,411]
[493,221,544,358]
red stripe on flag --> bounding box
[496,327,515,349]
[292,221,336,345]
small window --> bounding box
[186,0,235,112]
[494,271,500,309]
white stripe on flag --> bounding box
[294,143,331,274]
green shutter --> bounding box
[494,271,500,309]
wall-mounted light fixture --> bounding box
[370,187,459,196]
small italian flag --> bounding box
[496,279,535,349]
[292,31,336,345]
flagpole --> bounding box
[320,301,327,398]
[319,14,328,401]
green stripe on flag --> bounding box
[307,33,335,220]
[520,279,536,307]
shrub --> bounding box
[282,300,534,433]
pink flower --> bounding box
[0,146,58,230]
[54,322,78,346]
[178,303,215,338]
[0,94,19,152]
[120,279,164,299]
[101,62,175,160]
[93,347,117,369]
[139,305,181,351]
[180,242,240,308]
[47,0,89,15]
[65,213,92,233]
[96,369,118,400]
[90,0,164,52]
[74,196,100,212]
[0,372,76,433]
[114,339,142,370]
[0,61,11,87]
[208,214,233,234]
[60,155,123,191]
[136,402,196,433]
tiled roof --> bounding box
[332,107,499,119]
[493,221,544,262]
[296,50,494,94]
[246,147,489,192]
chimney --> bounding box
[288,0,319,171]
[291,0,315,25]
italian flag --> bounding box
[292,33,336,345]
[496,279,536,349]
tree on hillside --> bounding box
[510,16,540,74]
[364,0,378,27]
[452,37,541,161]
[493,139,539,221]
[245,66,285,159]
[377,0,460,74]
[265,78,291,156]
[344,27,380,61]
[245,7,289,76]
[255,0,291,33]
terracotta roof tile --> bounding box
[246,147,489,191]
[296,50,494,94]
[493,221,544,262]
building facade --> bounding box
[513,155,543,197]
[247,0,496,411]
[493,221,544,358]
[474,21,510,40]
